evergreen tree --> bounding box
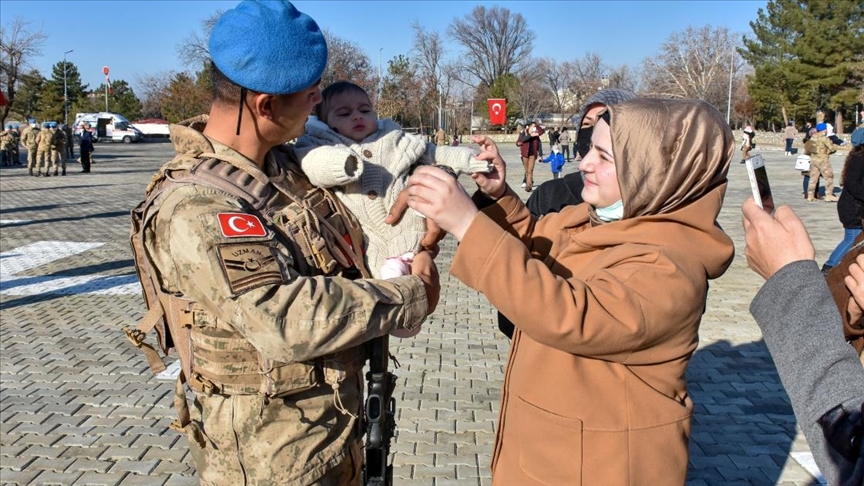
[743,0,864,131]
[40,60,87,124]
[88,80,142,119]
[13,69,45,121]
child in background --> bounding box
[295,81,490,281]
[541,145,566,179]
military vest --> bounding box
[126,147,371,426]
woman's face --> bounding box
[579,118,621,208]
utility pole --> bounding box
[726,50,734,125]
[378,47,384,105]
[63,50,73,125]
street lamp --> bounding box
[63,50,73,126]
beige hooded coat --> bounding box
[451,99,735,485]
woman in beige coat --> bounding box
[406,99,736,485]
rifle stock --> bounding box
[363,335,396,486]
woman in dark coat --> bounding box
[823,131,864,273]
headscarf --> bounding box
[604,99,734,219]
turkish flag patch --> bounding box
[217,213,267,238]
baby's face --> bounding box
[324,91,377,142]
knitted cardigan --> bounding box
[294,117,489,278]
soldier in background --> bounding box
[21,122,40,176]
[0,125,13,166]
[807,122,838,202]
[63,123,74,160]
[35,122,53,176]
[128,1,440,484]
[50,123,68,176]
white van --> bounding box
[73,112,144,143]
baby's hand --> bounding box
[379,252,414,279]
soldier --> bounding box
[35,122,53,176]
[127,1,440,484]
[50,123,68,176]
[20,123,41,176]
[0,125,12,166]
[808,122,839,202]
[63,123,74,160]
[10,125,21,165]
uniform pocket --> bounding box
[515,396,583,486]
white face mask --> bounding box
[595,199,624,222]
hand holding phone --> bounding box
[745,154,775,214]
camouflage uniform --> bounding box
[35,128,53,176]
[807,133,838,201]
[0,129,12,166]
[63,124,74,159]
[50,128,68,175]
[20,126,40,175]
[138,123,427,485]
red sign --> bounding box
[102,66,109,75]
[487,99,507,125]
[217,213,267,238]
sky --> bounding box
[1,1,766,96]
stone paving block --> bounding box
[28,458,76,473]
[73,471,128,485]
[116,473,168,485]
[107,461,158,476]
[0,470,41,485]
[436,479,479,486]
[30,471,84,485]
[66,459,113,473]
[0,457,35,471]
[717,465,772,483]
[55,435,100,448]
[413,464,456,479]
[151,459,194,476]
[20,446,68,459]
[162,475,199,486]
[98,447,147,462]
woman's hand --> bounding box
[742,199,814,280]
[845,254,864,324]
[407,166,478,241]
[469,135,507,199]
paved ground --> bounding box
[0,138,852,485]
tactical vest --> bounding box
[125,148,371,428]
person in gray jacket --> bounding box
[743,197,864,486]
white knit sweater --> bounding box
[294,117,489,278]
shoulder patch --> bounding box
[217,243,284,295]
[217,212,267,238]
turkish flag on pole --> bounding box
[487,99,507,125]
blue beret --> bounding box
[209,0,328,95]
[816,123,827,132]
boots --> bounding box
[28,168,33,176]
[824,193,838,202]
[53,169,58,176]
[806,192,815,202]
[61,168,66,176]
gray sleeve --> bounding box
[750,260,864,485]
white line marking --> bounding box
[790,451,826,485]
[0,241,139,296]
[0,219,30,225]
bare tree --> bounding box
[0,18,47,123]
[136,71,174,119]
[411,23,447,128]
[176,11,222,70]
[641,25,738,109]
[512,59,547,123]
[448,5,536,88]
[538,58,571,120]
[321,30,374,94]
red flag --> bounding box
[487,99,507,125]
[106,76,113,94]
[217,213,267,238]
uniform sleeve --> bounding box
[149,185,428,364]
[451,201,704,364]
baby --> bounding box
[295,81,489,280]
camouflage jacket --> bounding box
[140,123,428,483]
[811,133,837,163]
[20,127,39,148]
[0,130,12,150]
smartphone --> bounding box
[745,154,775,213]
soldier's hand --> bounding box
[411,250,439,315]
[385,188,446,257]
